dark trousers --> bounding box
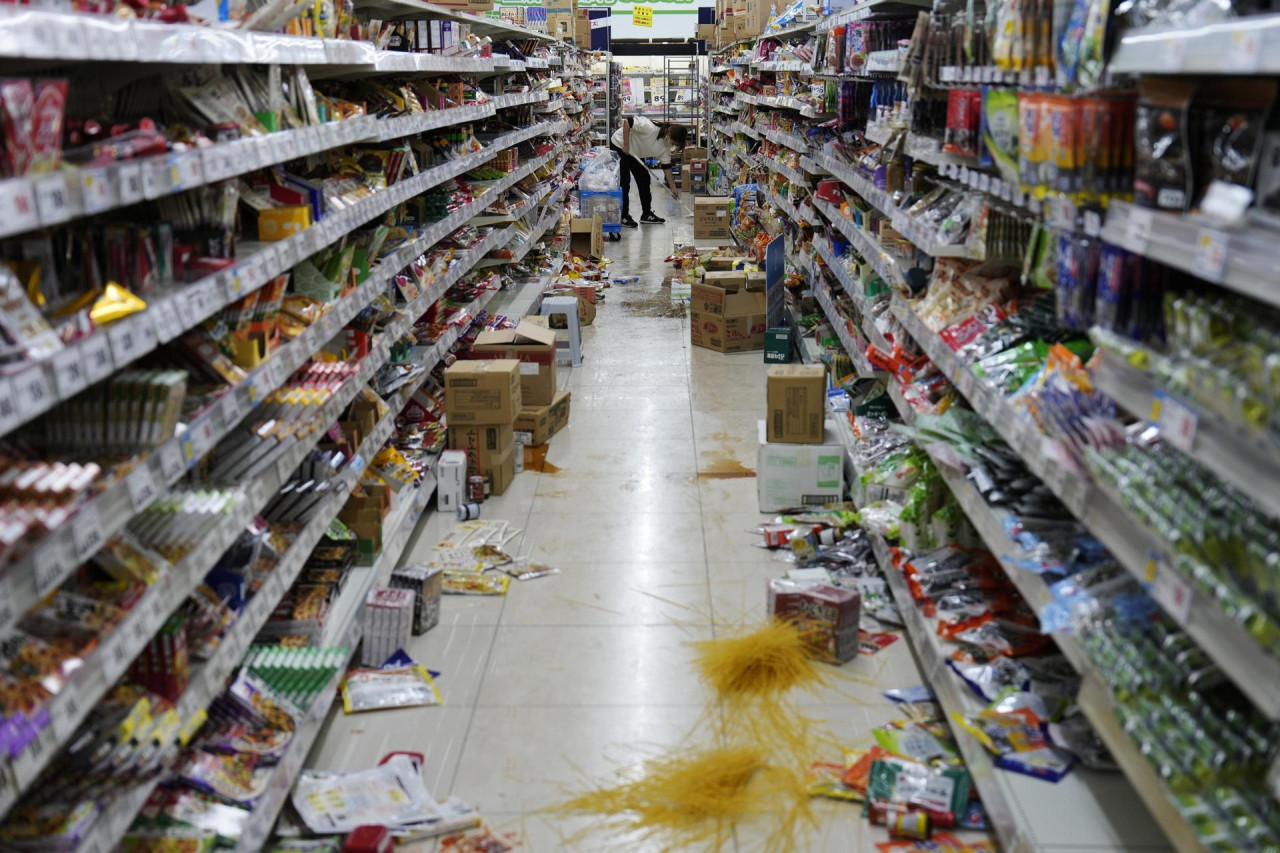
[609,144,652,219]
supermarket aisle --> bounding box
[307,201,918,852]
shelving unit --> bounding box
[706,3,1280,849]
[0,9,591,846]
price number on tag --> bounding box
[108,321,141,365]
[72,503,104,561]
[1151,389,1198,452]
[34,175,72,224]
[80,167,114,213]
[126,465,159,511]
[12,367,51,420]
[32,538,66,596]
[158,440,186,482]
[52,347,87,398]
[52,691,82,742]
[1124,206,1154,251]
[82,334,114,384]
[0,178,40,232]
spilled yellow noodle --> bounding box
[691,620,832,702]
[552,745,815,853]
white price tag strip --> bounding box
[1150,564,1194,626]
[0,178,41,234]
[159,440,186,482]
[52,347,88,398]
[1124,206,1154,252]
[0,574,15,629]
[32,537,66,597]
[12,367,52,420]
[82,334,115,384]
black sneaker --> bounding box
[640,211,665,224]
[621,215,638,228]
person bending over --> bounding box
[609,116,687,227]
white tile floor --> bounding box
[305,195,926,852]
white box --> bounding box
[756,420,846,511]
[438,449,468,513]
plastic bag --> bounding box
[341,665,441,713]
[579,149,621,192]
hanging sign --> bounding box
[632,5,653,26]
[590,17,610,28]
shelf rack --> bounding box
[0,17,591,842]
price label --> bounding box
[126,465,159,511]
[80,166,114,213]
[1192,227,1229,282]
[108,321,142,365]
[34,174,73,224]
[12,367,52,420]
[0,574,15,629]
[221,390,243,426]
[152,301,183,343]
[72,503,104,561]
[1159,36,1186,71]
[1124,206,1153,252]
[117,162,144,205]
[144,157,173,198]
[188,416,217,461]
[1226,29,1261,71]
[0,178,40,233]
[158,440,185,482]
[178,152,203,187]
[1150,564,1193,625]
[53,17,86,55]
[32,537,67,596]
[80,334,114,385]
[51,691,82,741]
[1151,389,1198,453]
[49,347,89,402]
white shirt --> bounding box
[611,116,671,164]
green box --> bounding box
[764,327,792,363]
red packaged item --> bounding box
[29,79,66,174]
[0,78,35,177]
[767,578,861,663]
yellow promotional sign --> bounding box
[633,5,653,26]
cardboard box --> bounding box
[756,420,845,511]
[689,276,767,353]
[694,197,732,241]
[570,215,604,259]
[437,450,468,513]
[469,321,558,406]
[548,11,574,39]
[683,146,710,161]
[447,423,515,478]
[767,364,826,443]
[482,443,517,496]
[704,255,752,271]
[764,327,792,363]
[514,390,572,446]
[444,359,522,425]
[697,22,715,41]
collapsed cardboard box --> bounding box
[756,419,845,511]
[767,364,826,444]
[689,274,767,353]
[570,215,604,259]
[469,321,558,406]
[514,390,572,446]
[693,197,732,240]
[443,359,522,425]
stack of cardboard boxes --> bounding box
[444,359,522,499]
[757,364,846,511]
[442,319,574,504]
[689,265,768,354]
[680,147,711,197]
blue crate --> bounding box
[579,188,623,233]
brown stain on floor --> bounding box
[697,448,756,479]
[524,445,562,474]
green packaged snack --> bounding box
[981,88,1020,186]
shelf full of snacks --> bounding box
[0,9,587,847]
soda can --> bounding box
[468,475,486,503]
[457,503,481,521]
